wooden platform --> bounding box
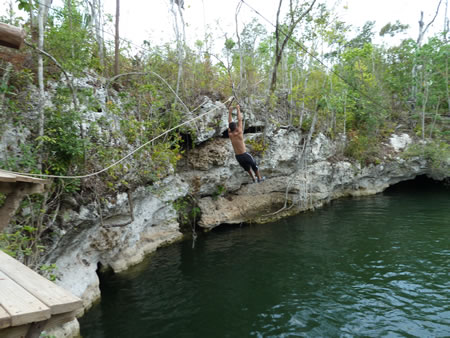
[0,170,51,234]
[0,251,82,337]
[0,170,50,185]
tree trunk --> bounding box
[412,1,442,111]
[269,0,283,95]
[417,0,443,46]
[235,1,245,97]
[171,0,186,107]
[269,0,316,95]
[37,3,45,171]
[87,0,105,71]
[421,80,429,141]
[96,0,105,70]
[445,0,449,109]
[94,0,106,68]
[0,62,13,110]
[114,0,120,76]
[28,0,36,41]
[67,0,75,59]
[447,44,450,110]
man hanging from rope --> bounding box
[228,104,265,183]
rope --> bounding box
[1,97,234,180]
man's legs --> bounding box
[247,170,256,182]
[254,169,262,181]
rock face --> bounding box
[0,124,31,162]
[45,175,188,310]
[184,130,447,230]
[184,96,229,144]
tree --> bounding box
[269,0,316,95]
[37,0,53,170]
[235,1,244,96]
[114,0,119,76]
[170,0,186,107]
[379,20,409,38]
[85,0,105,70]
[417,0,443,46]
[412,0,444,110]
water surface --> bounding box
[80,176,450,337]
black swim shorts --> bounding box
[235,152,258,172]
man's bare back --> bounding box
[228,104,263,182]
[228,128,246,155]
[228,104,245,154]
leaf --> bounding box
[16,0,31,11]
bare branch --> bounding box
[424,0,443,36]
[24,40,79,110]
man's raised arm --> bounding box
[237,104,243,130]
[228,106,233,124]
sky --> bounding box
[102,0,447,49]
[0,0,447,51]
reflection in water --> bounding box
[80,177,450,337]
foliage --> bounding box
[38,333,56,338]
[379,21,409,37]
[173,195,201,233]
[16,0,33,12]
[344,131,382,165]
[403,141,450,177]
[212,185,226,200]
[0,143,40,174]
[0,225,44,259]
[0,193,5,208]
[39,107,85,176]
[40,263,58,281]
[246,136,268,156]
[45,0,96,74]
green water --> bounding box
[79,176,450,337]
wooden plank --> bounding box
[0,271,50,326]
[13,175,47,184]
[25,319,48,338]
[0,170,50,185]
[0,22,25,49]
[0,308,78,338]
[0,323,29,338]
[42,310,78,332]
[0,171,16,183]
[0,304,11,329]
[0,252,82,315]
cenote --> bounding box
[79,176,450,337]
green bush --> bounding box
[173,196,201,234]
[39,108,85,175]
[344,132,381,165]
[403,141,450,177]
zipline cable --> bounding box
[1,96,234,180]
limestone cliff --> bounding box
[46,101,448,315]
[2,95,449,337]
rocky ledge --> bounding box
[187,132,447,229]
